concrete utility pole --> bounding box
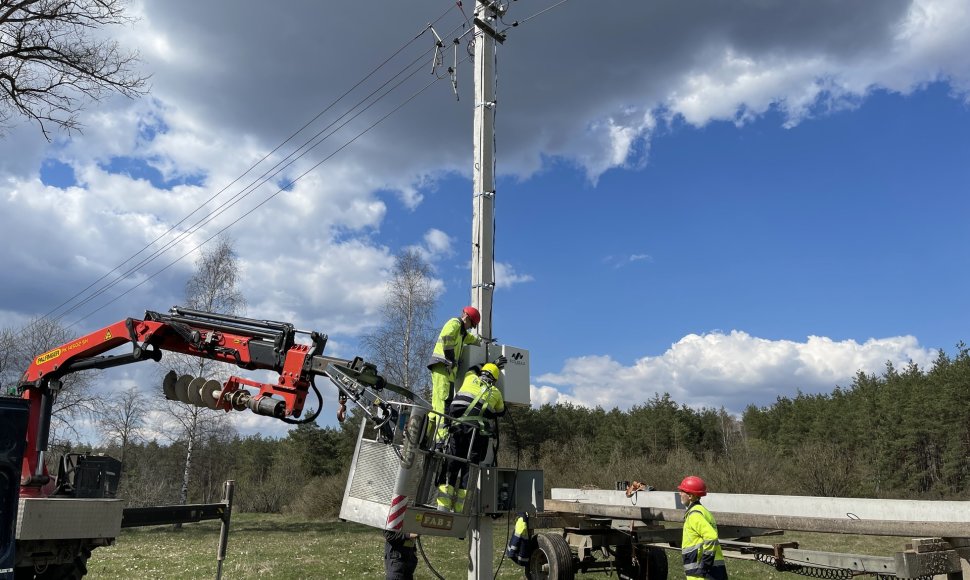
[470,0,500,342]
[469,1,504,578]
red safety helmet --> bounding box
[677,475,707,497]
[462,306,481,327]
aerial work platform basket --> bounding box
[331,349,541,540]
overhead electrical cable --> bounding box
[59,45,439,325]
[69,53,471,328]
[41,3,460,325]
[53,18,472,325]
[59,21,475,325]
[503,0,571,30]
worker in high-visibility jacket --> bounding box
[435,361,506,512]
[678,475,728,580]
[505,514,532,566]
[383,528,418,580]
[427,306,482,442]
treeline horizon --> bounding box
[63,342,970,515]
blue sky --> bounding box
[435,83,970,410]
[2,0,969,438]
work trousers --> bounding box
[686,563,728,580]
[384,534,417,580]
[429,364,454,442]
[441,423,489,490]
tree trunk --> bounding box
[174,415,196,530]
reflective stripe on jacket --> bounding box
[449,369,506,420]
[505,515,532,566]
[681,502,727,579]
[428,317,481,378]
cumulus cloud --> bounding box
[495,261,533,288]
[407,228,454,265]
[505,0,970,180]
[6,0,968,329]
[534,331,938,413]
[3,0,969,438]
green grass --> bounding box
[87,513,910,579]
[90,513,529,579]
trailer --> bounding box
[516,487,970,580]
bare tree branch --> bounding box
[0,0,150,139]
[99,385,145,460]
[0,316,101,442]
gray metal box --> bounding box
[479,468,543,515]
[460,343,531,407]
[16,498,124,540]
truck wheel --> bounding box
[526,532,574,580]
[614,545,668,580]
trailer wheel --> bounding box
[642,546,668,580]
[615,545,668,580]
[526,533,574,580]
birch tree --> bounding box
[163,236,244,516]
[360,249,438,398]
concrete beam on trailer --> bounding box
[544,498,970,538]
[551,489,970,523]
[546,488,970,538]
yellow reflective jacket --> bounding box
[681,502,727,579]
[428,317,481,379]
[450,369,506,419]
[505,515,531,566]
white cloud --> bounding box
[530,384,584,408]
[409,228,454,263]
[575,111,657,182]
[5,0,967,329]
[503,0,970,180]
[495,261,533,289]
[2,0,969,441]
[603,253,654,269]
[534,331,938,414]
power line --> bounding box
[60,42,439,325]
[70,54,469,328]
[50,10,471,326]
[43,3,462,325]
[503,0,571,29]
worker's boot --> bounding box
[435,484,455,512]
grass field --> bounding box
[87,513,909,579]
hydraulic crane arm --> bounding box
[17,306,387,495]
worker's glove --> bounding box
[482,336,498,344]
[494,355,508,369]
